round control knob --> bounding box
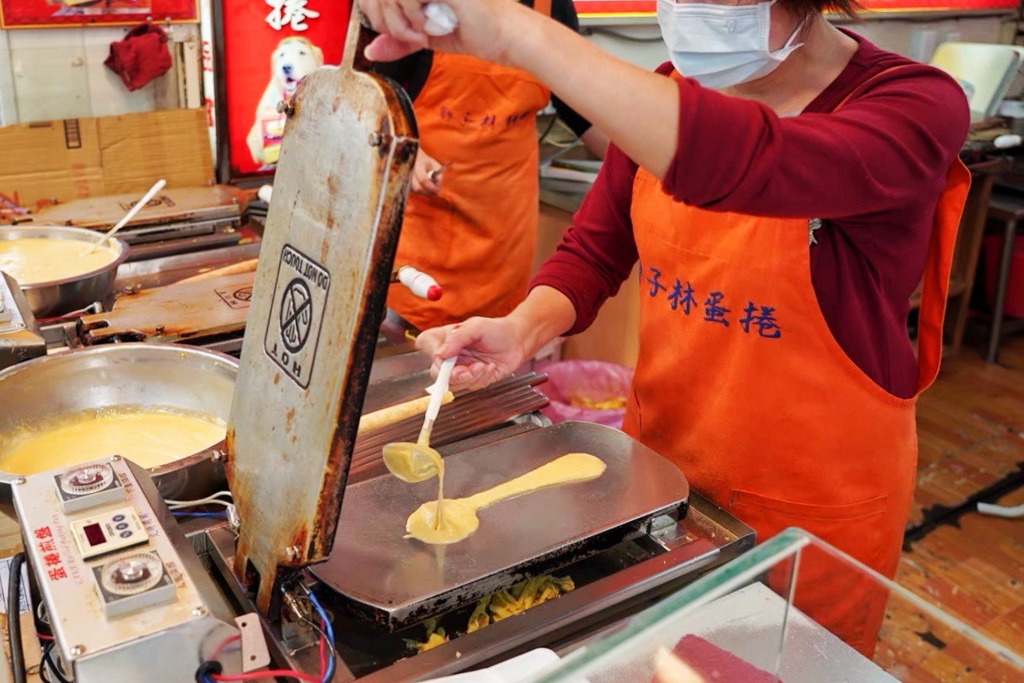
[60,464,114,496]
[100,552,164,596]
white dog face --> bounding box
[272,37,324,96]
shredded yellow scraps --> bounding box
[405,618,449,654]
[406,575,575,653]
[404,329,418,341]
[468,575,575,633]
[414,631,449,654]
[569,395,627,411]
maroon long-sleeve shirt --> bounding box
[532,30,969,398]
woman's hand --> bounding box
[411,149,444,196]
[416,317,530,392]
[359,0,525,65]
[416,286,577,392]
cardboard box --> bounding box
[0,109,214,213]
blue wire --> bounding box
[172,511,227,518]
[306,591,335,683]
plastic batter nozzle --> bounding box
[423,3,458,36]
[425,357,457,423]
[398,265,443,301]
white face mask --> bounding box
[657,0,805,90]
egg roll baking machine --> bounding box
[2,12,753,683]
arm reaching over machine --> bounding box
[360,0,680,179]
[415,285,576,391]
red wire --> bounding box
[209,628,325,683]
[211,671,319,683]
[36,633,54,641]
[211,634,240,660]
[317,628,326,679]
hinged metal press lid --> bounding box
[223,11,418,614]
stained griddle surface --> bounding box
[313,421,689,628]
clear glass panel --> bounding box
[532,528,1024,683]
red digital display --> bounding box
[83,523,106,547]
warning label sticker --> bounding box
[263,244,330,388]
[215,285,252,310]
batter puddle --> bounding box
[0,238,119,285]
[405,453,606,545]
[0,408,226,475]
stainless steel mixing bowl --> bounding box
[0,344,237,502]
[0,224,129,318]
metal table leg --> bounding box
[987,217,1018,363]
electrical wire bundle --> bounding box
[195,586,336,683]
[168,491,235,521]
[7,553,26,683]
[38,637,73,683]
[7,556,74,683]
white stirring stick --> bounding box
[86,179,166,254]
[418,356,458,445]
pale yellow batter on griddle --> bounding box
[0,409,226,475]
[0,238,119,285]
[406,453,607,545]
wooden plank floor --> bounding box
[877,337,1024,680]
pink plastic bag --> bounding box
[535,360,634,429]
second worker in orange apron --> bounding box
[375,0,609,332]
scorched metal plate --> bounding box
[224,10,418,614]
[313,421,689,629]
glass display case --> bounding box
[532,528,1024,682]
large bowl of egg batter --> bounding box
[0,224,129,318]
[0,344,236,503]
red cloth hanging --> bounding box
[104,23,173,92]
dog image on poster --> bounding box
[246,36,324,168]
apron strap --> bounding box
[831,64,915,113]
[833,64,971,395]
[915,159,970,394]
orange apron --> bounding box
[623,73,970,654]
[388,4,553,330]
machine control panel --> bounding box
[91,550,176,618]
[71,507,148,560]
[12,456,238,681]
[55,463,126,513]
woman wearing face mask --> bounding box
[360,0,970,654]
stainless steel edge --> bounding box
[356,499,754,682]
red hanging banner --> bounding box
[0,0,198,28]
[216,0,351,179]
